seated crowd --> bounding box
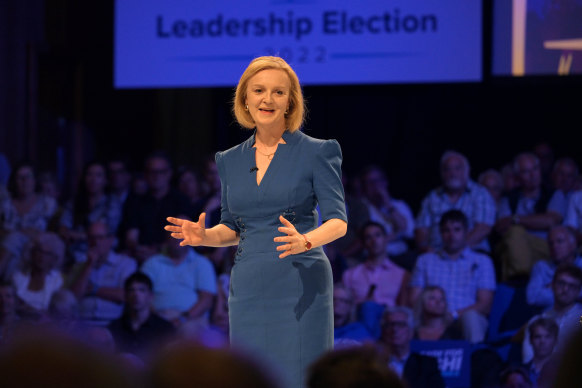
[1,142,581,388]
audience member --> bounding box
[342,221,410,307]
[478,168,504,210]
[0,282,19,345]
[131,171,148,196]
[12,232,65,319]
[68,221,137,326]
[147,341,280,388]
[523,317,559,386]
[333,283,374,345]
[500,163,520,194]
[107,156,133,208]
[409,209,496,343]
[0,152,10,188]
[323,241,349,283]
[306,345,405,388]
[522,264,582,362]
[122,151,193,264]
[413,285,463,340]
[415,150,496,253]
[532,141,555,191]
[47,288,81,333]
[498,365,533,388]
[175,166,204,214]
[377,306,445,388]
[37,171,62,204]
[59,161,122,264]
[359,165,415,257]
[494,152,563,281]
[334,171,370,260]
[0,329,138,388]
[0,163,58,280]
[549,157,579,218]
[526,225,582,308]
[187,157,233,268]
[141,234,216,336]
[198,155,222,227]
[83,324,117,354]
[108,272,175,359]
[1,163,58,231]
[564,189,582,244]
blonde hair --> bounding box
[22,232,66,272]
[233,56,305,132]
[413,286,450,328]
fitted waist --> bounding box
[236,227,319,255]
[232,213,318,255]
[237,227,302,255]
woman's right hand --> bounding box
[165,213,207,246]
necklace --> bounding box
[255,145,278,160]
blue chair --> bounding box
[486,283,540,361]
[486,283,517,361]
[487,283,516,343]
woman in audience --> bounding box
[12,232,65,319]
[37,171,62,204]
[0,163,58,280]
[58,161,122,263]
[413,285,462,341]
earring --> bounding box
[285,108,289,115]
[245,105,249,111]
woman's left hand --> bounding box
[274,215,306,259]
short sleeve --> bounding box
[140,256,159,286]
[119,256,138,284]
[313,140,347,223]
[193,251,217,294]
[526,261,554,307]
[475,255,496,291]
[564,192,582,229]
[547,190,567,218]
[215,151,239,233]
[409,254,428,288]
[473,186,497,225]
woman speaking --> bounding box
[165,56,347,388]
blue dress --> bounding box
[215,129,347,388]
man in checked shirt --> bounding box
[408,209,496,343]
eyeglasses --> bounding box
[554,279,581,291]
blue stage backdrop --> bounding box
[114,0,482,88]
